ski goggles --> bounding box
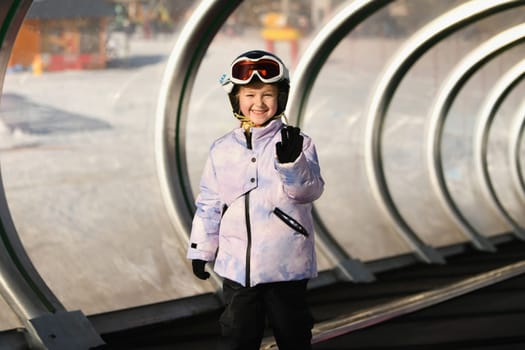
[229,55,287,84]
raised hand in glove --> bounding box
[192,259,210,280]
[276,126,304,163]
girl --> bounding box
[187,50,324,350]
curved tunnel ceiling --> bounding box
[0,0,524,346]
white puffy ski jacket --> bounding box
[187,119,324,287]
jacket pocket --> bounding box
[273,207,309,237]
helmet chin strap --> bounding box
[233,112,286,131]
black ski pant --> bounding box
[218,278,313,350]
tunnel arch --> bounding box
[155,0,243,289]
[473,58,525,235]
[427,24,525,242]
[362,0,525,260]
[509,101,525,206]
[0,0,64,322]
[0,0,106,348]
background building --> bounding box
[9,0,114,72]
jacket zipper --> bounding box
[244,193,252,286]
[244,130,253,287]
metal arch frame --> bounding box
[363,0,525,260]
[287,0,393,123]
[474,58,525,236]
[0,0,63,320]
[286,0,397,283]
[155,0,243,289]
[428,26,525,245]
[509,100,525,206]
[0,0,105,348]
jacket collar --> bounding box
[233,119,283,145]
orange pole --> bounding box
[290,39,298,67]
[266,39,275,53]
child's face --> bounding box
[238,82,279,127]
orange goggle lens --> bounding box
[231,58,282,82]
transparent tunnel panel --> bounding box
[0,1,213,317]
[487,78,525,228]
[441,28,525,237]
[301,1,468,262]
[384,8,525,247]
[380,18,473,249]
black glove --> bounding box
[276,126,304,163]
[192,259,210,280]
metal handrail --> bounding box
[260,259,525,349]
